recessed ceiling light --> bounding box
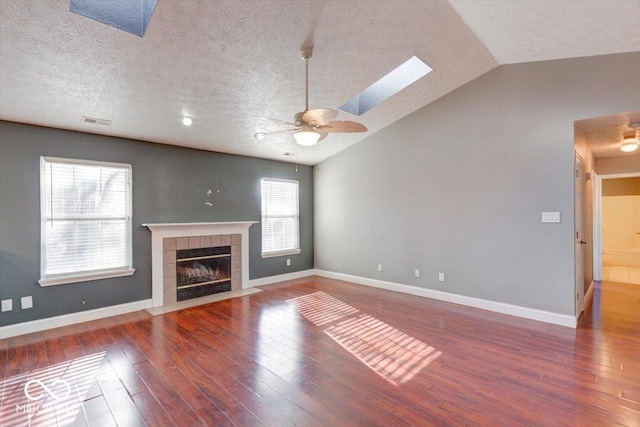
[254,132,267,140]
[182,117,193,126]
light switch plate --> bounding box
[1,299,12,312]
[541,212,561,223]
[21,296,33,309]
[438,273,445,282]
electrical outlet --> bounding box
[438,273,445,282]
[21,296,33,309]
[415,269,420,278]
[286,258,291,266]
[377,264,383,272]
[1,299,12,312]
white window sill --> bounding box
[39,268,135,287]
[261,249,301,259]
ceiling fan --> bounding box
[254,47,367,146]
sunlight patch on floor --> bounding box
[0,352,105,427]
[286,291,359,326]
[325,314,441,385]
[287,292,441,386]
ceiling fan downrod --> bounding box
[301,47,313,113]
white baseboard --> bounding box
[0,299,153,339]
[315,270,577,328]
[248,269,316,288]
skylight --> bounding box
[339,56,432,116]
[70,0,158,37]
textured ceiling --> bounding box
[0,1,638,165]
[449,0,640,64]
[575,111,640,158]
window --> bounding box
[261,178,301,257]
[39,157,134,286]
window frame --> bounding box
[39,156,135,286]
[260,177,301,258]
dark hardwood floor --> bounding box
[1,277,639,426]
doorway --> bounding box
[594,172,640,284]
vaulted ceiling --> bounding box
[1,0,639,165]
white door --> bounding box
[575,153,585,318]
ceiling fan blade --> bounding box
[302,108,338,126]
[317,131,328,143]
[320,121,367,133]
[254,127,299,140]
[254,116,298,126]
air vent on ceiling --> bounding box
[82,116,112,126]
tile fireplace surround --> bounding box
[143,222,257,308]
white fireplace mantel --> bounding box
[143,221,258,307]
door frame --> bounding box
[593,171,640,281]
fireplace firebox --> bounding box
[176,246,231,301]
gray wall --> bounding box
[0,121,313,326]
[314,52,640,316]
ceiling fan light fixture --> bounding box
[254,46,367,145]
[620,141,638,152]
[294,130,320,146]
[620,135,638,152]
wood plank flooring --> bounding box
[1,277,639,426]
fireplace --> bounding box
[143,222,257,308]
[161,234,240,306]
[176,245,231,301]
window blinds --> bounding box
[261,178,300,255]
[41,157,132,279]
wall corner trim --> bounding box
[248,269,316,287]
[0,299,153,339]
[314,270,577,328]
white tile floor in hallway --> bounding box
[602,265,640,284]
